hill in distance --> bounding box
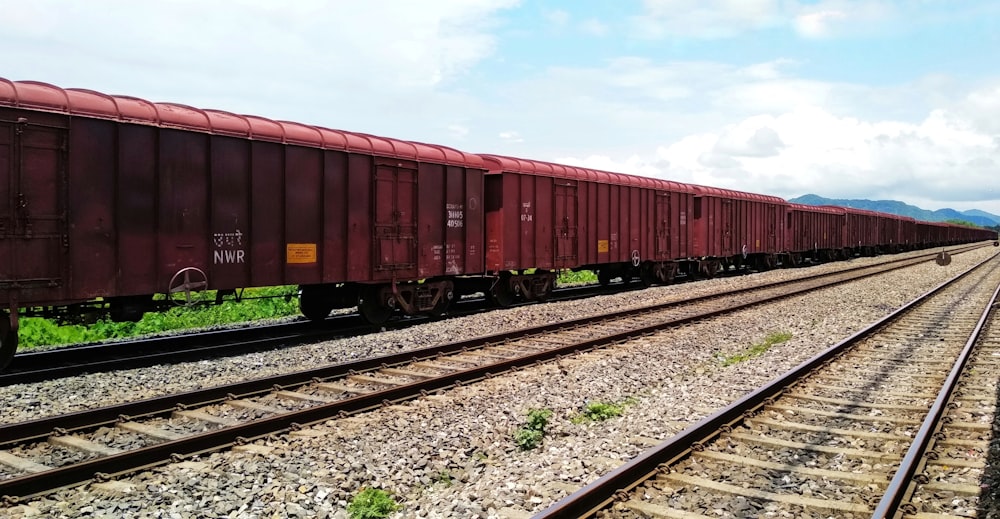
[789,194,1000,227]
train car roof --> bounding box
[479,154,694,192]
[827,205,881,216]
[788,203,847,215]
[0,79,483,168]
[688,184,787,205]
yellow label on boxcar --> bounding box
[598,240,609,253]
[286,243,317,264]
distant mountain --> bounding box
[789,194,1000,227]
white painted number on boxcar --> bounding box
[213,230,246,264]
[520,202,533,222]
[447,203,464,228]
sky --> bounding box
[2,0,999,215]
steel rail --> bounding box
[531,251,999,519]
[0,283,616,385]
[2,245,982,385]
[869,268,1000,518]
[0,247,988,502]
[0,244,960,446]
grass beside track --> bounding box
[19,286,300,350]
[18,271,599,350]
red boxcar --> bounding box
[897,216,918,251]
[785,203,847,263]
[479,155,696,302]
[688,185,787,272]
[0,79,487,365]
[840,207,882,255]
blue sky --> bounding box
[2,0,999,214]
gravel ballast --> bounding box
[2,245,998,518]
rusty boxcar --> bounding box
[688,185,787,273]
[0,79,487,367]
[784,203,847,264]
[479,154,696,303]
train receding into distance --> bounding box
[1,79,996,369]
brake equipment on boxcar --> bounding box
[0,310,17,370]
[168,267,209,305]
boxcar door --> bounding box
[655,192,671,259]
[373,161,417,279]
[0,120,66,301]
[721,199,733,252]
[553,182,577,267]
[766,205,778,251]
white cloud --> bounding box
[499,131,524,143]
[635,0,785,39]
[0,0,520,141]
[613,105,999,206]
[793,10,848,38]
[633,0,897,39]
[447,124,470,139]
[545,9,570,26]
[579,18,610,36]
[0,0,519,94]
[513,55,1000,212]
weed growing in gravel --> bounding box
[514,408,553,450]
[347,488,400,519]
[571,397,637,424]
[433,471,454,486]
[719,331,793,366]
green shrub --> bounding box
[514,408,553,450]
[347,488,400,519]
[514,427,544,450]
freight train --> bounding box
[0,79,996,369]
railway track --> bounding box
[0,245,986,503]
[0,283,616,385]
[533,248,1000,517]
[2,245,982,386]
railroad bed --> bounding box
[0,282,617,386]
[0,245,997,517]
[538,249,1000,517]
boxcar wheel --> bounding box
[359,286,393,325]
[597,269,612,287]
[299,289,334,322]
[487,275,515,307]
[639,265,656,288]
[429,289,453,317]
[0,313,16,371]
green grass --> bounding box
[571,397,637,424]
[514,408,553,450]
[347,488,400,519]
[18,286,300,349]
[557,270,598,285]
[719,331,793,366]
